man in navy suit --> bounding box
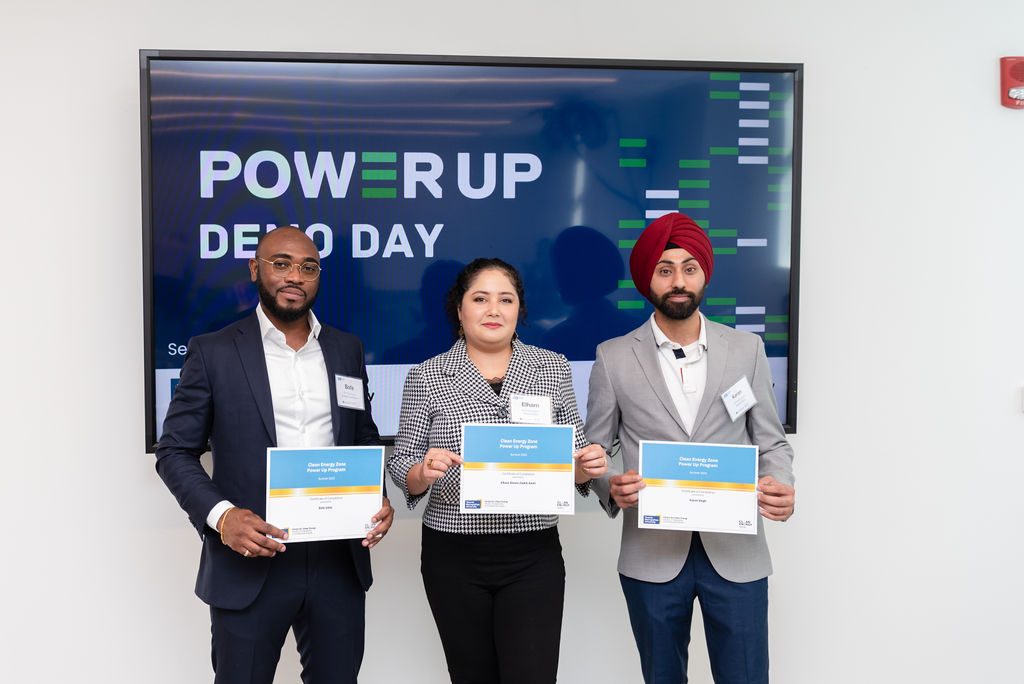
[156,226,393,684]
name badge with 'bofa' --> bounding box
[335,374,365,411]
[509,394,553,424]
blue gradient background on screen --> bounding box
[147,58,797,436]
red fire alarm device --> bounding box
[1001,57,1024,109]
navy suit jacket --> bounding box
[156,312,382,610]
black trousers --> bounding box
[209,542,366,684]
[421,525,566,684]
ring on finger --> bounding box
[243,549,251,557]
[426,458,433,468]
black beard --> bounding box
[257,277,318,323]
[653,287,703,320]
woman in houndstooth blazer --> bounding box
[388,258,607,684]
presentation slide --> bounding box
[144,54,799,443]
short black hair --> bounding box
[445,258,528,337]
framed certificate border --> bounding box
[459,423,576,515]
[638,440,758,535]
[266,445,384,542]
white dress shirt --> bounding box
[650,312,708,436]
[206,305,333,530]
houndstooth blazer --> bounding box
[388,337,590,534]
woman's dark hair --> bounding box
[445,258,528,337]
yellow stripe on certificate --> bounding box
[269,485,382,498]
[462,462,574,472]
[642,479,756,492]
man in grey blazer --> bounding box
[586,212,795,684]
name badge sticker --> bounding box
[335,374,365,411]
[509,394,553,424]
[721,376,757,422]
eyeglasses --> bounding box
[257,257,322,281]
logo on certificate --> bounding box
[643,515,661,525]
[464,499,482,509]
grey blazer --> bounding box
[585,318,794,584]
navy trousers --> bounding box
[209,541,366,684]
[619,533,769,684]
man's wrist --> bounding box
[206,500,235,532]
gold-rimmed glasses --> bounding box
[256,257,322,281]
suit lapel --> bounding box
[442,339,503,409]
[630,324,688,436]
[501,339,540,400]
[233,313,277,445]
[318,327,344,445]
[691,320,729,436]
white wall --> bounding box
[3,1,1022,682]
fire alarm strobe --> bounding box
[1001,57,1024,109]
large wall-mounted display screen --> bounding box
[141,50,802,450]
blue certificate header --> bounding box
[641,442,756,484]
[463,424,574,464]
[268,446,384,489]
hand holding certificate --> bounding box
[638,441,759,535]
[266,446,385,542]
[460,423,576,515]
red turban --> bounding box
[629,212,713,299]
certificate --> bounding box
[265,446,384,542]
[638,441,758,535]
[460,423,575,515]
